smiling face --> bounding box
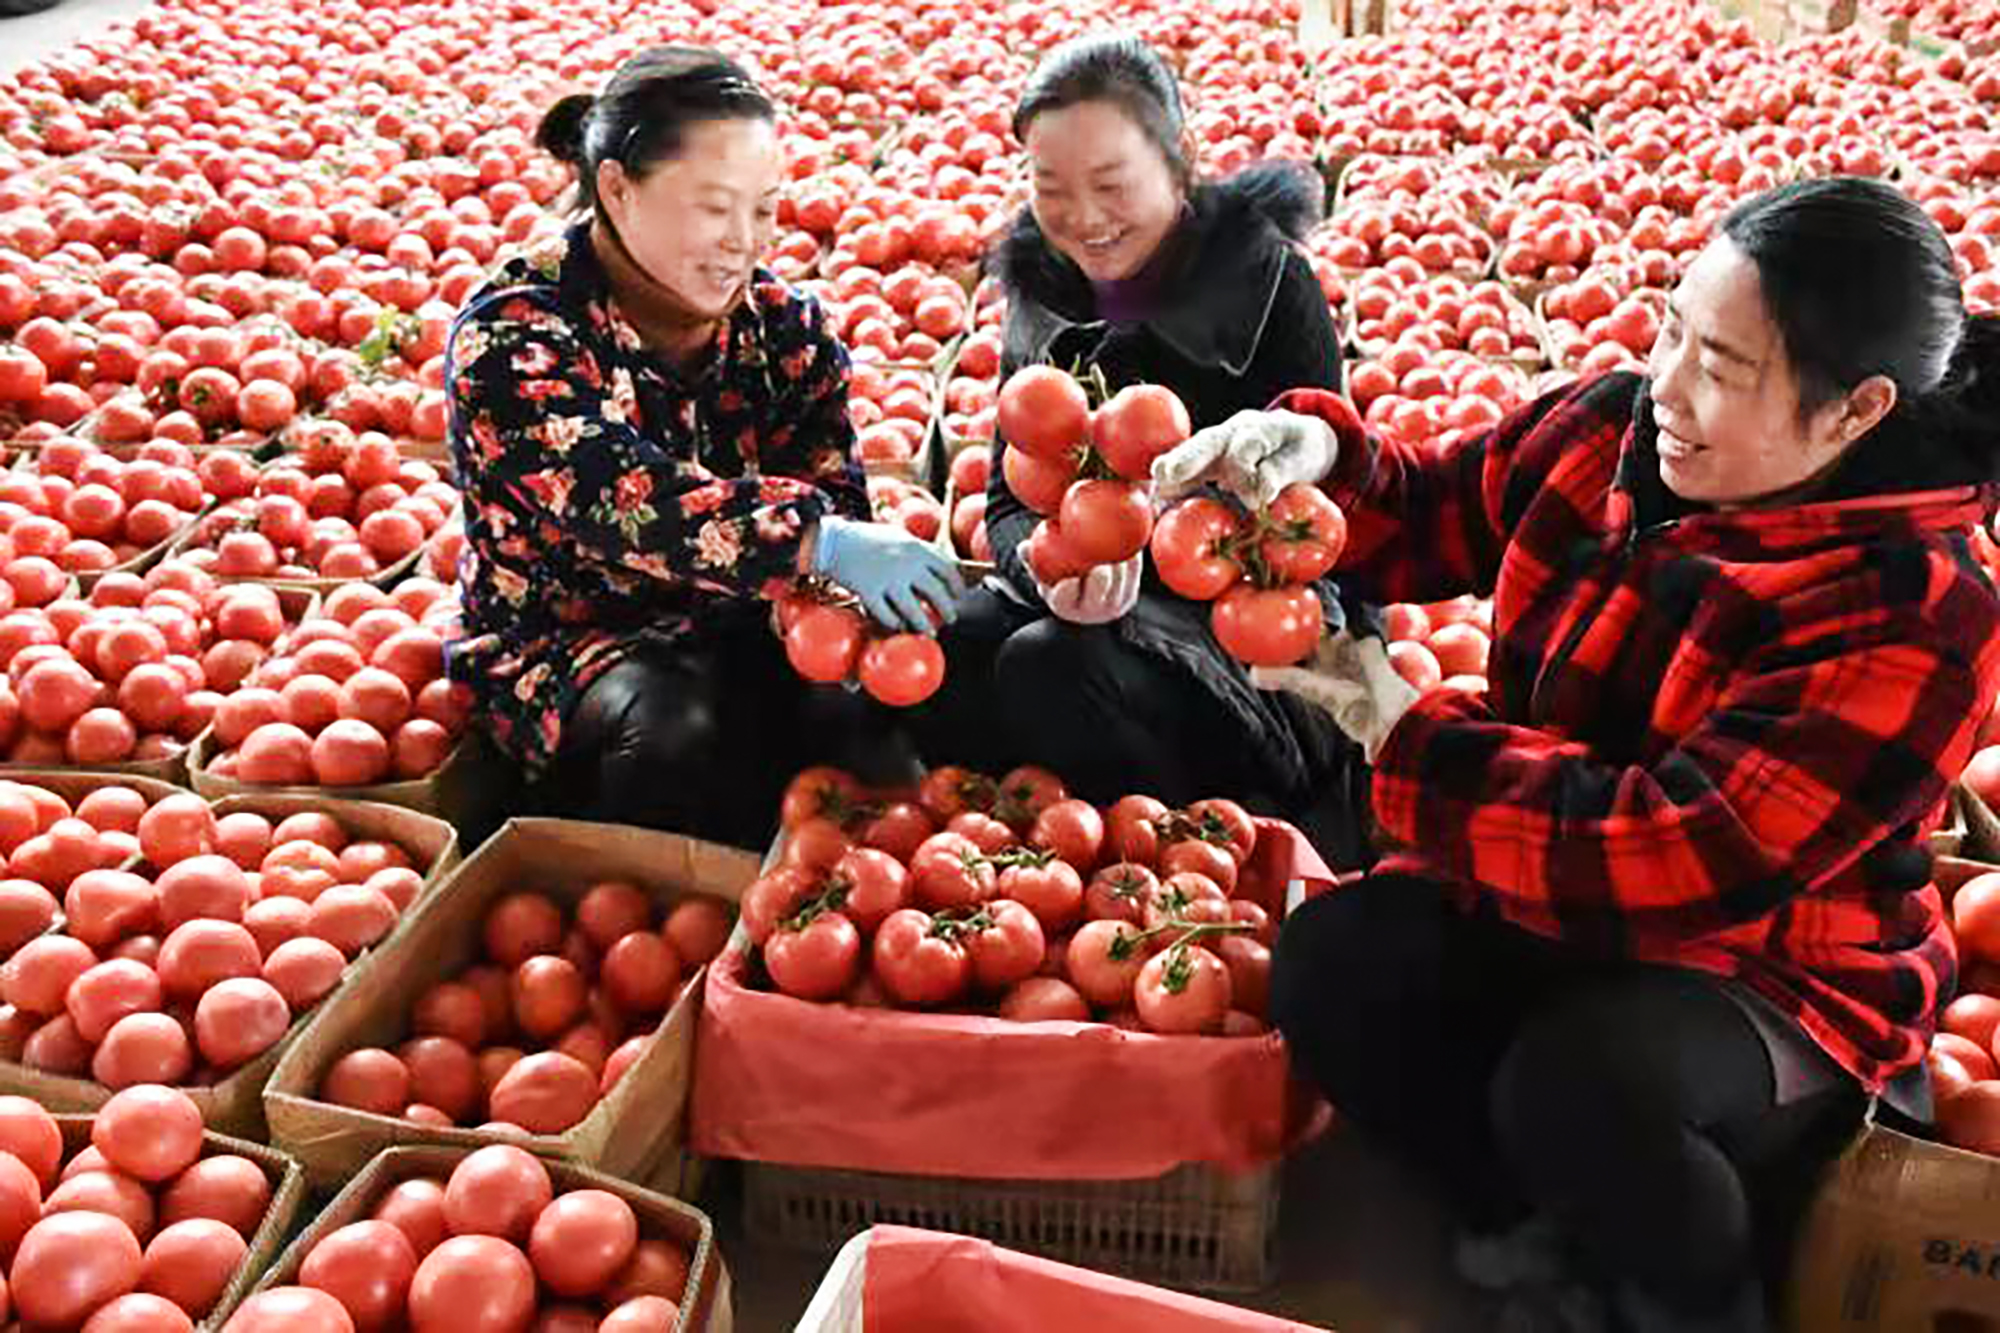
[598,115,783,319]
[1647,237,1896,508]
[1022,99,1184,284]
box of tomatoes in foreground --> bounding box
[263,819,760,1191]
[245,1144,732,1333]
[689,788,1334,1290]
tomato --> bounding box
[1211,584,1323,667]
[1057,479,1152,565]
[945,810,1015,856]
[1229,899,1277,948]
[602,933,682,1015]
[1185,799,1259,866]
[1021,518,1091,586]
[1090,384,1192,482]
[962,899,1046,991]
[86,1292,196,1333]
[322,1049,411,1115]
[870,909,971,1007]
[857,801,934,864]
[1149,499,1243,601]
[1003,448,1082,519]
[483,893,564,968]
[489,1052,599,1134]
[1160,838,1240,897]
[407,1237,536,1333]
[528,1189,638,1299]
[13,1212,143,1330]
[604,1239,691,1307]
[0,1148,38,1262]
[998,976,1092,1022]
[223,1288,355,1333]
[299,1221,417,1333]
[93,1085,203,1184]
[1212,934,1273,1018]
[160,1155,271,1236]
[740,867,816,946]
[995,857,1084,933]
[995,766,1066,827]
[858,634,945,707]
[1135,943,1233,1035]
[661,896,731,968]
[780,766,865,829]
[1955,874,2000,960]
[784,604,865,684]
[765,909,863,1001]
[825,848,908,933]
[1085,863,1159,925]
[442,1146,551,1244]
[782,816,852,872]
[917,766,995,822]
[908,832,995,911]
[371,1179,450,1260]
[601,1298,678,1333]
[1258,484,1347,584]
[1065,920,1150,1009]
[995,366,1090,462]
[1028,799,1105,872]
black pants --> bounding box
[908,587,1331,813]
[540,613,910,851]
[1271,875,1868,1322]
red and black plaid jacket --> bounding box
[1281,371,2000,1090]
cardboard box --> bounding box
[244,1144,732,1333]
[263,818,761,1190]
[1790,1122,2000,1331]
[53,1113,306,1332]
[0,792,462,1136]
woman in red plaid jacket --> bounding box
[1155,177,2000,1331]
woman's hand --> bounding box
[1151,408,1339,508]
[1035,554,1144,626]
[810,516,969,633]
[1252,630,1420,762]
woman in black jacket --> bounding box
[914,33,1365,850]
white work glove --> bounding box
[1151,409,1339,508]
[1251,630,1421,763]
[1035,554,1144,626]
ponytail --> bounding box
[534,93,596,169]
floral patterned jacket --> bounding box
[444,221,869,772]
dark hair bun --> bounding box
[535,93,596,167]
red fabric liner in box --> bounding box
[690,820,1333,1180]
[859,1225,1328,1331]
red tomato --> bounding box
[781,816,852,872]
[784,604,866,684]
[740,867,816,946]
[856,802,934,864]
[660,896,731,968]
[1103,795,1168,866]
[263,938,348,1013]
[300,1221,418,1333]
[488,1052,599,1134]
[1939,1081,2000,1156]
[442,1146,551,1244]
[574,882,651,951]
[483,894,563,968]
[1258,484,1347,584]
[858,634,945,707]
[945,810,1015,856]
[1160,838,1240,896]
[1090,384,1192,482]
[764,910,863,1001]
[825,848,908,934]
[94,1014,193,1090]
[141,1220,248,1318]
[510,956,586,1041]
[92,1085,203,1183]
[44,1169,156,1243]
[871,908,971,1007]
[398,1038,480,1123]
[601,1297,678,1333]
[1085,863,1160,925]
[601,933,682,1015]
[916,765,996,823]
[1028,799,1105,872]
[1229,899,1277,948]
[1185,799,1259,866]
[1956,874,2000,960]
[1937,1033,1998,1082]
[371,1179,449,1260]
[1135,943,1233,1034]
[159,1155,271,1236]
[603,1240,690,1306]
[779,766,864,829]
[1215,934,1273,1018]
[1001,447,1080,518]
[998,976,1092,1022]
[1057,479,1152,565]
[995,366,1090,461]
[1943,994,2000,1053]
[322,1049,411,1115]
[908,832,996,911]
[1066,919,1149,1009]
[0,1147,39,1261]
[962,899,1046,991]
[996,858,1084,934]
[12,1212,144,1330]
[996,766,1067,826]
[1149,499,1243,601]
[83,1292,194,1333]
[1210,584,1323,667]
[528,1189,638,1299]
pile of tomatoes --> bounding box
[1149,484,1350,669]
[313,882,731,1136]
[0,790,431,1091]
[241,1144,692,1333]
[0,1086,278,1332]
[740,764,1278,1037]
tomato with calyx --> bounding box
[909,832,995,911]
[960,899,1046,991]
[996,366,1090,462]
[1258,484,1347,584]
[871,908,972,1007]
[780,767,865,830]
[1135,942,1233,1034]
[764,907,862,1001]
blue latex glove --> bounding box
[811,516,969,634]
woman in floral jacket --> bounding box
[446,47,966,847]
[1159,177,2000,1330]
